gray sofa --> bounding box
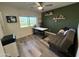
[48,29,76,56]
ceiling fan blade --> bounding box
[45,4,53,6]
[33,2,45,11]
[35,2,44,7]
[35,2,41,6]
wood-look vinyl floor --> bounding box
[16,35,58,57]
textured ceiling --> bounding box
[0,2,76,12]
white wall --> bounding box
[0,12,5,39]
[0,40,5,57]
[0,4,41,39]
[0,24,5,57]
[76,24,79,57]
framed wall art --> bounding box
[6,16,17,23]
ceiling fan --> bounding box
[32,2,53,11]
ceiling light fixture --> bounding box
[38,6,43,10]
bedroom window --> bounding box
[19,16,37,28]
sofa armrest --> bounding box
[45,31,56,35]
[49,43,73,57]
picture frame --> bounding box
[6,16,17,23]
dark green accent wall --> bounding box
[42,3,79,33]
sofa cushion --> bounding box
[48,33,64,46]
[59,30,75,52]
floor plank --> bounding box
[16,35,58,57]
